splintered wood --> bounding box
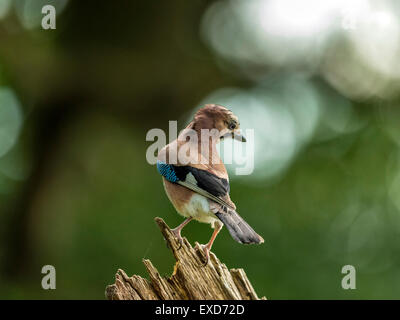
[105,217,265,300]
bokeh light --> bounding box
[202,0,400,98]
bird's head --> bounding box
[192,104,246,142]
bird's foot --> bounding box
[199,244,210,267]
[171,228,184,250]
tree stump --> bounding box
[105,217,265,300]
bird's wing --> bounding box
[175,165,235,210]
[157,161,235,210]
[177,180,234,210]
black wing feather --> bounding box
[173,165,229,197]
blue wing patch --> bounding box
[157,161,179,183]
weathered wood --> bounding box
[105,217,265,300]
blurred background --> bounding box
[1,0,400,299]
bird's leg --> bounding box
[171,217,193,249]
[200,221,223,266]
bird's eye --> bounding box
[229,122,236,130]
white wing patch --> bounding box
[185,172,197,185]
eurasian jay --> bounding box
[157,104,264,264]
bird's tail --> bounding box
[215,208,264,245]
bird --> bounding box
[156,104,264,265]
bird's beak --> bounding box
[233,131,246,142]
[221,130,246,142]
